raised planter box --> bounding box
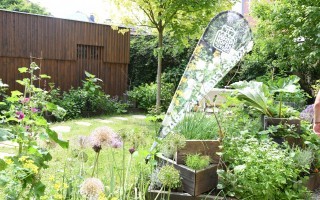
[175,140,221,165]
[157,154,218,196]
[263,117,302,146]
[146,189,229,200]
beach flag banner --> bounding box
[159,11,253,138]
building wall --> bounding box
[0,10,130,96]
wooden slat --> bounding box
[0,10,129,96]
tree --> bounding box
[237,0,320,97]
[111,0,232,112]
[0,0,49,15]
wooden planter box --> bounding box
[146,189,230,200]
[263,117,302,146]
[157,154,218,196]
[306,173,320,191]
[175,140,221,165]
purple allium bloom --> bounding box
[20,98,30,104]
[129,147,135,154]
[300,104,314,123]
[31,108,39,113]
[16,111,24,120]
[110,134,123,148]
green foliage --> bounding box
[157,165,181,189]
[231,75,302,117]
[174,112,219,140]
[185,154,211,170]
[0,0,49,15]
[57,72,128,120]
[127,81,174,112]
[0,62,68,199]
[235,0,320,97]
[129,35,195,88]
[158,133,186,158]
[218,132,311,199]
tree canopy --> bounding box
[236,0,320,96]
[0,0,49,15]
[111,0,233,111]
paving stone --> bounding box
[75,122,92,126]
[132,115,146,119]
[50,126,71,133]
[113,117,128,121]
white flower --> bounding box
[80,178,104,200]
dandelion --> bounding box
[80,178,105,200]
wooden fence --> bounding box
[0,9,130,97]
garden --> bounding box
[1,0,320,199]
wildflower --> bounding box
[158,165,181,189]
[31,107,39,113]
[4,158,13,165]
[89,126,120,152]
[129,147,135,154]
[20,97,30,104]
[49,175,55,181]
[16,111,24,120]
[300,104,314,123]
[80,177,105,200]
[54,182,62,190]
[23,160,39,174]
[19,156,29,162]
[110,134,123,148]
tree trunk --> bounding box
[156,29,163,113]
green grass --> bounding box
[1,114,160,199]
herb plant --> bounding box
[185,154,211,170]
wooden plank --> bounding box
[157,155,218,196]
[176,140,221,165]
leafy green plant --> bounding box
[218,131,311,199]
[0,62,69,199]
[127,81,174,112]
[231,75,301,118]
[185,154,211,170]
[158,133,186,158]
[157,165,181,190]
[173,112,219,140]
[57,72,128,120]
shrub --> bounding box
[218,132,311,199]
[127,81,174,112]
[57,72,128,120]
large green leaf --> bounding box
[268,75,300,94]
[231,81,274,117]
[46,128,69,149]
[0,128,13,141]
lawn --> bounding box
[0,113,159,199]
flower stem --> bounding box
[91,151,100,177]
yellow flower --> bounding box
[4,158,13,165]
[19,156,29,162]
[54,182,62,190]
[98,192,107,200]
[23,162,39,174]
[53,194,63,199]
[49,175,55,181]
[181,77,187,83]
[63,183,68,189]
[175,99,180,106]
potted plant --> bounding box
[172,111,222,165]
[230,75,302,141]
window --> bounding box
[77,44,102,60]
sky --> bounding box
[29,0,113,22]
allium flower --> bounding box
[89,126,122,152]
[129,147,135,154]
[16,111,24,120]
[79,178,104,200]
[110,134,123,148]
